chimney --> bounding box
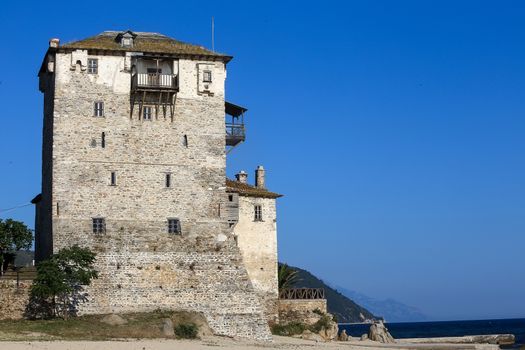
[255,165,265,189]
[235,170,248,184]
[49,38,60,48]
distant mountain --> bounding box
[335,287,427,323]
[286,264,379,323]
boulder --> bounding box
[338,329,349,341]
[100,314,127,326]
[368,321,395,343]
[171,311,212,338]
[162,318,174,337]
[300,329,325,342]
[318,317,339,341]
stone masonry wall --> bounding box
[0,280,31,320]
[36,48,271,340]
[35,65,55,263]
[233,196,279,323]
[278,299,328,325]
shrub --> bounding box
[271,322,307,336]
[310,314,333,333]
[174,323,198,339]
[27,245,98,319]
[312,308,323,316]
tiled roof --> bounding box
[60,31,232,62]
[226,179,283,199]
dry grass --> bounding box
[0,310,186,341]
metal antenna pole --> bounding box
[212,16,215,52]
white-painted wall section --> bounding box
[233,196,279,322]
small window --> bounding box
[143,106,152,120]
[94,101,104,117]
[165,173,171,188]
[92,218,105,234]
[110,171,116,186]
[168,218,181,234]
[87,58,98,74]
[228,195,233,202]
[203,70,212,83]
[101,132,106,148]
[183,135,188,147]
[254,205,263,221]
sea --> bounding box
[339,318,525,349]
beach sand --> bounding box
[0,336,501,350]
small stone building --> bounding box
[225,167,283,323]
[31,30,283,340]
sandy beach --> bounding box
[0,336,501,350]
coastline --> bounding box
[340,318,523,348]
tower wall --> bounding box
[38,48,271,340]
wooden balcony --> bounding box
[226,123,245,146]
[131,73,178,91]
[225,102,247,147]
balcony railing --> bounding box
[132,73,178,91]
[279,288,326,300]
[226,123,245,146]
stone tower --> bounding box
[34,30,271,340]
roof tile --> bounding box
[60,31,231,62]
[226,179,282,199]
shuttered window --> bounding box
[254,205,263,221]
[203,70,212,83]
[92,218,105,234]
[94,101,104,117]
[143,106,152,120]
[87,58,98,74]
[168,218,181,234]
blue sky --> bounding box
[1,0,524,321]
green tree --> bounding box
[278,263,300,291]
[28,245,98,319]
[0,219,33,274]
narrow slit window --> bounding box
[143,106,152,120]
[101,132,106,148]
[183,134,188,147]
[94,101,104,117]
[92,218,105,234]
[203,70,212,83]
[110,171,116,186]
[87,58,98,74]
[254,205,263,221]
[168,218,181,234]
[165,173,171,188]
